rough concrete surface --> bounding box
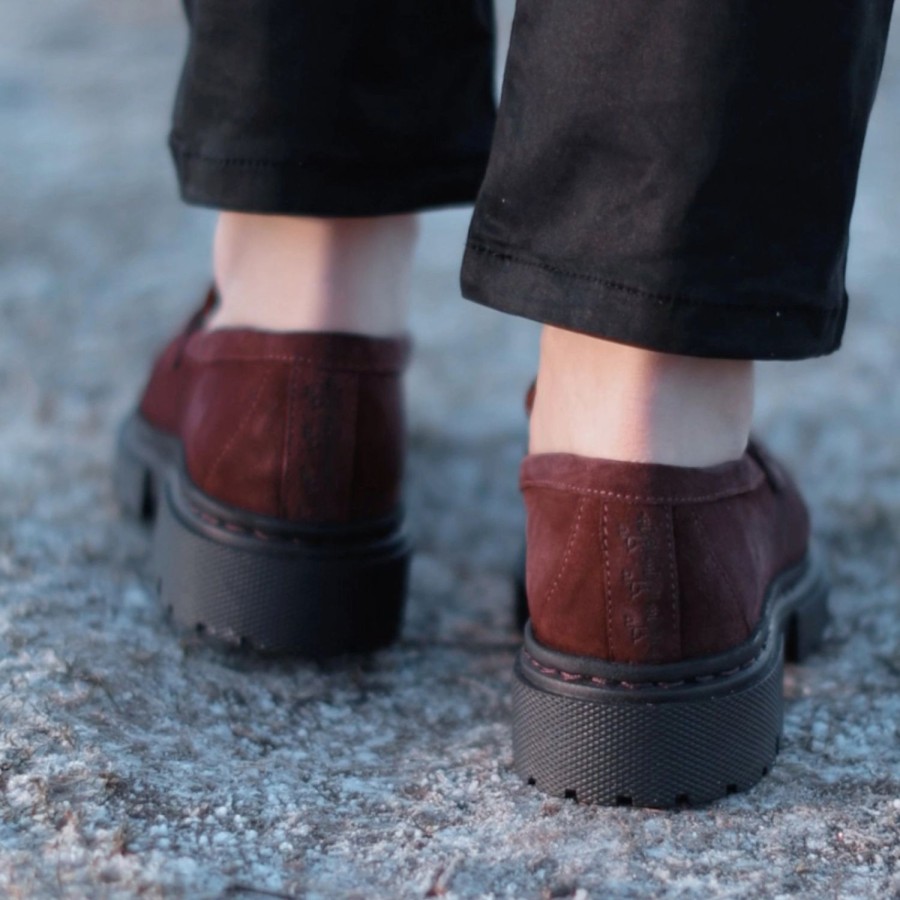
[1,2,899,897]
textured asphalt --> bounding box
[1,2,899,897]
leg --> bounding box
[465,1,894,358]
[208,213,419,336]
[174,0,497,340]
[463,0,893,805]
[116,0,497,654]
[465,0,894,466]
[530,327,753,467]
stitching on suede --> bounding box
[520,477,764,505]
[523,649,755,690]
[665,505,681,656]
[466,241,844,315]
[280,361,298,520]
[543,496,585,612]
[205,372,272,488]
[187,500,393,546]
[602,503,614,660]
[188,501,303,544]
[186,352,405,374]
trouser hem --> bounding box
[460,240,845,361]
[171,139,489,217]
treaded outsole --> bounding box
[114,413,178,522]
[512,553,829,808]
[152,471,410,657]
[115,413,410,656]
[513,648,782,807]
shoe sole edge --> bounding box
[114,413,179,522]
[153,470,410,657]
[512,551,829,807]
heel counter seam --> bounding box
[279,359,299,519]
[602,501,613,658]
[204,370,273,488]
[345,370,361,519]
[539,494,586,615]
[665,504,682,658]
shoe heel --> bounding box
[152,473,410,656]
[114,427,155,520]
[513,553,830,806]
[785,583,829,663]
[114,415,177,522]
[512,642,785,808]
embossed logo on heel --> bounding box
[613,508,679,660]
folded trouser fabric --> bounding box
[170,0,497,216]
[170,0,895,361]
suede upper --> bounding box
[521,442,810,664]
[138,288,217,436]
[137,293,410,524]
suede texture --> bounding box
[137,297,410,524]
[521,442,810,664]
[138,288,217,435]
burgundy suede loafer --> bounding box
[513,441,828,807]
[115,291,411,656]
[115,288,217,521]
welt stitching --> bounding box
[523,649,756,690]
[190,501,394,544]
[467,241,844,315]
[192,504,302,545]
[543,496,585,612]
[520,477,765,505]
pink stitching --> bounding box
[543,496,585,611]
[188,502,294,545]
[665,506,680,656]
[603,502,613,659]
[187,351,405,374]
[520,476,764,505]
[524,650,756,689]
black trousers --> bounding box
[171,0,895,360]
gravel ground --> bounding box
[1,2,899,897]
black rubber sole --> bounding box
[114,413,179,523]
[512,552,829,808]
[152,469,410,656]
[513,541,529,631]
[115,412,410,656]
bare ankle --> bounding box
[529,327,753,467]
[208,212,419,335]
